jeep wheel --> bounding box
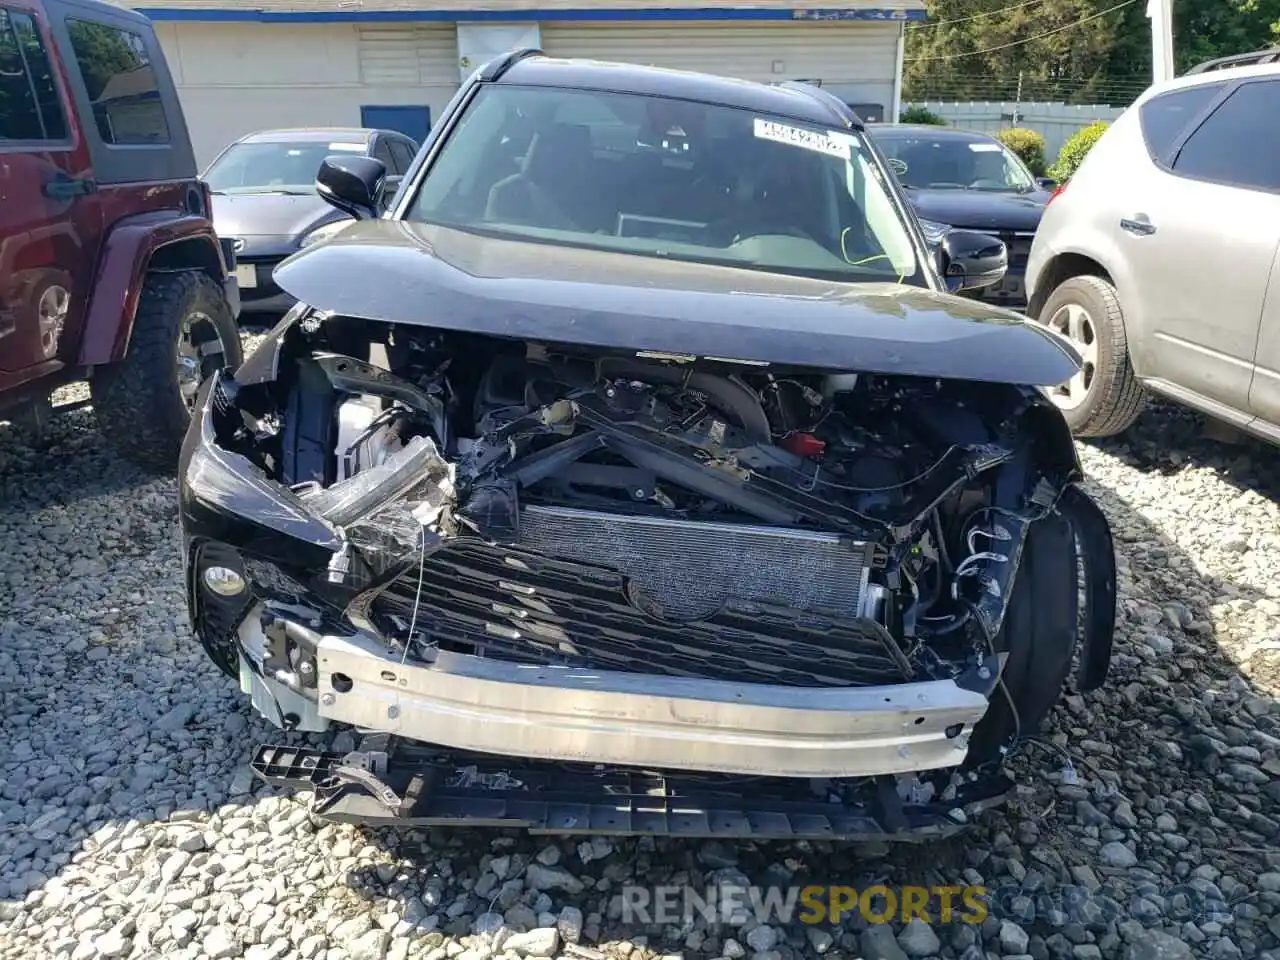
[91,270,241,470]
[1038,275,1146,437]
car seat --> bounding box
[484,123,596,230]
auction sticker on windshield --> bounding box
[753,119,851,160]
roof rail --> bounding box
[478,47,545,82]
[1184,47,1280,75]
[774,80,863,129]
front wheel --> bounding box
[1037,275,1146,437]
[92,270,242,471]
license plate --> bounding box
[985,275,1025,300]
[235,263,257,289]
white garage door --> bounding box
[157,22,458,167]
[540,21,898,117]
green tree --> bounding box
[903,0,1280,107]
[66,20,143,101]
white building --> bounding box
[130,0,924,167]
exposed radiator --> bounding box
[517,504,873,622]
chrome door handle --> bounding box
[1120,216,1156,236]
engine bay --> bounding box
[204,315,1085,694]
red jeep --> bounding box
[0,0,240,468]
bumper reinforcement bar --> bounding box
[251,740,1014,840]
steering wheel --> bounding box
[969,178,1005,189]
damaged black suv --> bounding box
[179,51,1116,840]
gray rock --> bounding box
[168,909,200,933]
[472,913,505,937]
[534,844,561,867]
[897,918,941,958]
[174,831,206,853]
[155,701,196,731]
[1123,930,1193,960]
[524,863,584,894]
[862,924,909,960]
[503,927,560,958]
[203,925,241,959]
[1001,921,1031,955]
[93,930,131,959]
[1099,841,1139,868]
[334,915,376,942]
[806,927,835,954]
[349,929,391,960]
[557,906,584,944]
[745,925,779,952]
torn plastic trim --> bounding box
[185,372,343,554]
[1060,483,1116,691]
[190,371,461,581]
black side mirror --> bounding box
[316,155,386,221]
[1036,177,1058,191]
[938,230,1008,294]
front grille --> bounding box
[374,509,910,688]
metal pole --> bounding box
[1147,0,1175,83]
[891,21,906,123]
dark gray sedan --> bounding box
[204,127,420,314]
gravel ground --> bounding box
[1,373,1279,960]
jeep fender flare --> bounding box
[79,212,230,367]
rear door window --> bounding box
[0,8,67,141]
[389,138,416,171]
[372,137,397,173]
[1138,82,1225,164]
[65,18,169,144]
[1172,80,1280,192]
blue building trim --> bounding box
[138,7,927,23]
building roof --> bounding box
[869,124,999,141]
[129,0,925,21]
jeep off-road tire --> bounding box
[966,508,1079,766]
[91,270,241,471]
[1039,275,1146,437]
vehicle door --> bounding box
[0,0,97,392]
[1251,219,1280,428]
[1119,78,1280,412]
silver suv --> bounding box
[1025,59,1280,443]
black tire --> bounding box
[91,270,241,471]
[967,509,1079,766]
[1038,275,1146,437]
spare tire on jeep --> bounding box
[91,270,242,470]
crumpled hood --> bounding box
[273,219,1079,386]
[906,189,1050,233]
[211,193,342,239]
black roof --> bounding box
[492,53,858,129]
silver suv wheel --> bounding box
[1045,302,1097,411]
